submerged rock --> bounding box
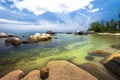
[46,31,56,35]
[22,41,31,44]
[21,70,41,80]
[5,38,21,46]
[88,50,111,57]
[45,60,97,80]
[66,32,73,34]
[103,57,120,79]
[111,44,120,49]
[102,50,120,63]
[85,56,94,61]
[80,63,117,80]
[102,50,120,79]
[0,70,24,80]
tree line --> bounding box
[88,13,120,33]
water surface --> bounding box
[0,33,120,77]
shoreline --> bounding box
[96,33,120,36]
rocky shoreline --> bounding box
[0,61,97,80]
[0,50,120,80]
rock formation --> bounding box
[80,63,117,80]
[46,60,97,80]
[102,50,120,79]
[111,44,120,49]
[21,70,41,80]
[0,70,24,80]
[5,38,21,46]
[40,68,49,80]
[29,33,52,42]
[0,32,14,38]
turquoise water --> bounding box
[0,33,120,77]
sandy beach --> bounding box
[97,33,120,36]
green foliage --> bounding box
[88,18,120,33]
[88,10,120,33]
[89,22,105,32]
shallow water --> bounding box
[0,33,120,77]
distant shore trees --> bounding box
[88,12,120,33]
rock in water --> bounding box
[102,50,120,79]
[88,50,111,57]
[46,31,56,35]
[5,38,21,46]
[80,63,117,80]
[111,44,120,49]
[85,56,94,61]
[29,33,51,42]
[0,32,14,38]
[104,57,120,79]
[75,30,84,35]
[0,70,24,80]
[21,70,41,80]
[45,60,97,80]
[102,50,120,63]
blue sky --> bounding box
[0,0,120,32]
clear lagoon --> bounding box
[0,33,120,77]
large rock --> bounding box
[46,60,97,80]
[102,50,120,63]
[103,57,120,79]
[75,31,84,35]
[40,68,49,79]
[5,38,21,46]
[0,70,24,80]
[0,32,14,38]
[102,50,120,79]
[29,33,51,42]
[80,63,117,80]
[88,50,111,57]
[111,44,120,49]
[21,70,41,80]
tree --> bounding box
[89,22,105,32]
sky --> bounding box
[0,0,120,32]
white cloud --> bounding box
[11,0,94,15]
[88,4,93,9]
[89,8,100,13]
[0,19,28,24]
[0,6,5,10]
[0,18,88,32]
